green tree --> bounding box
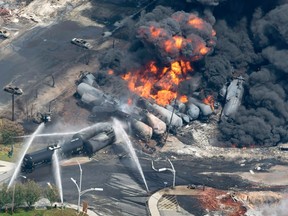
[44,184,59,206]
[8,183,24,209]
[14,183,25,208]
[1,129,16,144]
[24,180,42,208]
[0,184,12,210]
[0,118,24,145]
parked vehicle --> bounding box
[71,38,92,49]
[0,29,10,38]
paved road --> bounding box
[0,20,101,106]
[19,142,279,216]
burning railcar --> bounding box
[21,123,115,173]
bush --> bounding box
[0,118,24,145]
[24,180,42,208]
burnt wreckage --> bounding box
[21,123,115,173]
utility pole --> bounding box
[12,93,15,121]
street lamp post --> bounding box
[152,159,176,188]
[11,175,27,214]
[70,161,103,213]
[12,93,15,121]
[3,85,23,121]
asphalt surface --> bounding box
[17,141,287,216]
[0,20,101,106]
[1,3,287,216]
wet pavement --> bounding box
[16,144,287,216]
[2,141,288,216]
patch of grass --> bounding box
[0,143,22,162]
[0,207,88,216]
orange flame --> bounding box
[108,69,114,75]
[122,60,193,106]
[200,47,210,55]
[164,36,183,52]
[188,17,204,30]
[127,98,133,105]
[150,26,164,38]
[203,95,215,111]
[122,15,215,107]
[179,95,188,103]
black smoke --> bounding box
[100,1,288,147]
[208,1,288,147]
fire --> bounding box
[179,95,188,103]
[188,17,204,30]
[150,26,164,38]
[122,60,193,106]
[203,95,215,111]
[127,98,133,105]
[108,69,114,75]
[124,12,216,107]
[200,47,210,55]
[164,36,183,52]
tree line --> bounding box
[0,180,59,213]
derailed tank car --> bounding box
[21,145,56,173]
[84,130,115,157]
[60,137,84,157]
[21,123,115,173]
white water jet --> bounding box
[52,150,63,203]
[17,124,103,138]
[8,123,45,189]
[17,131,76,138]
[112,118,149,192]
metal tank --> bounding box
[144,111,166,135]
[130,118,153,141]
[84,130,115,156]
[221,76,245,121]
[77,82,104,98]
[188,97,213,116]
[73,122,114,141]
[60,137,84,156]
[186,102,200,120]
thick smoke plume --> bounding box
[101,1,288,147]
[214,2,288,147]
[136,9,216,64]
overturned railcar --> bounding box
[84,130,115,157]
